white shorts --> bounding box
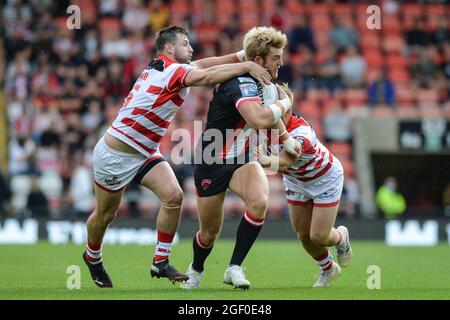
[93,137,162,192]
[283,159,344,208]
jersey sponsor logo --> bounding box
[286,189,296,196]
[104,176,121,186]
[239,83,258,97]
[201,179,212,190]
[318,191,335,201]
[238,76,256,84]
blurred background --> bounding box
[0,0,449,236]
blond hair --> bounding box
[243,26,287,61]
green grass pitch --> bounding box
[0,240,449,300]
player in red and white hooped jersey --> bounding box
[82,25,272,288]
[254,88,353,288]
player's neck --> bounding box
[157,52,176,63]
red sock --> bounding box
[154,230,175,263]
[314,250,334,272]
[86,239,102,264]
[337,229,344,246]
[243,211,265,227]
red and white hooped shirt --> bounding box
[107,55,194,157]
[282,114,335,182]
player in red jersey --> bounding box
[253,86,353,288]
[82,26,272,288]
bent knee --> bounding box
[297,231,311,243]
[95,208,118,225]
[161,188,184,207]
[200,229,220,246]
[247,195,269,217]
[310,232,329,246]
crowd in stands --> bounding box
[1,0,449,220]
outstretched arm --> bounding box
[191,50,246,69]
[184,61,271,87]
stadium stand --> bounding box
[1,0,449,219]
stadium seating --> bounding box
[3,0,448,219]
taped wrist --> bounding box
[279,130,289,141]
[278,98,292,113]
[236,50,246,61]
[269,103,283,123]
[231,50,246,63]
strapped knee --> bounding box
[160,201,182,210]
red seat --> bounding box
[382,16,402,34]
[417,89,439,104]
[285,1,305,15]
[383,36,406,54]
[361,33,381,50]
[239,0,259,12]
[332,4,352,16]
[345,89,367,107]
[426,4,447,17]
[386,54,409,68]
[169,0,189,15]
[389,68,410,84]
[305,3,329,16]
[396,85,417,106]
[401,4,424,17]
[363,52,384,68]
[298,101,322,120]
[240,13,260,31]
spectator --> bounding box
[267,0,292,32]
[323,101,352,143]
[0,171,11,217]
[288,14,316,53]
[329,15,359,53]
[122,0,149,33]
[9,135,36,176]
[405,17,429,53]
[317,44,342,94]
[442,183,450,217]
[368,67,396,107]
[99,0,122,17]
[68,153,94,219]
[411,46,438,88]
[297,47,317,92]
[148,0,169,33]
[340,173,360,219]
[431,16,450,48]
[376,177,406,220]
[277,50,294,84]
[26,176,49,217]
[340,45,367,88]
[441,42,450,80]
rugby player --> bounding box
[181,27,301,290]
[253,87,353,288]
[82,26,272,288]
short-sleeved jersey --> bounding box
[107,54,194,157]
[281,114,335,182]
[197,74,272,164]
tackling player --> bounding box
[253,86,353,288]
[181,27,301,290]
[82,26,272,288]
